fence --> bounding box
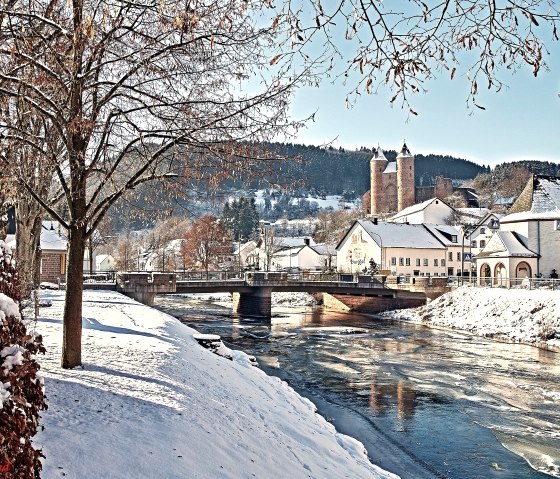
[447,275,560,290]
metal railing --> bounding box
[447,275,560,290]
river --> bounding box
[154,294,560,479]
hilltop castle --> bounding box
[368,143,476,215]
[370,143,415,215]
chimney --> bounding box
[304,237,310,246]
[373,217,378,225]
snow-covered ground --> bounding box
[33,290,396,479]
[383,286,560,349]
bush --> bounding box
[0,240,47,478]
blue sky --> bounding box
[287,42,560,168]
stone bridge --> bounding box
[111,271,435,317]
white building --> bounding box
[336,220,450,277]
[95,254,116,272]
[476,175,560,282]
[271,245,325,271]
[390,198,455,225]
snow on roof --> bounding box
[477,231,537,258]
[383,161,397,173]
[41,222,67,252]
[456,207,490,219]
[391,198,452,220]
[422,224,466,247]
[396,142,413,159]
[502,176,560,223]
[277,237,316,247]
[352,220,446,249]
[371,146,387,161]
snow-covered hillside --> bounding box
[34,290,396,479]
[384,286,560,349]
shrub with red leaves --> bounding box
[0,240,47,478]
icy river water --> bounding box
[154,295,560,479]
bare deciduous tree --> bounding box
[278,1,559,111]
[1,0,310,367]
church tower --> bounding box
[396,142,415,212]
[370,146,388,214]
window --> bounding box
[434,259,438,266]
[480,240,486,248]
[441,259,446,266]
[556,220,560,231]
[399,257,404,266]
[448,252,453,261]
[433,272,438,276]
[457,252,461,261]
[405,258,411,266]
[391,257,396,266]
[471,240,477,248]
[413,270,420,276]
[451,235,458,243]
[423,258,428,266]
[480,228,486,234]
[416,258,420,266]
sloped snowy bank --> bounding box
[383,286,560,349]
[34,290,396,479]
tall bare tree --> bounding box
[0,0,310,367]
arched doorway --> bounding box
[515,261,532,279]
[494,262,507,286]
[479,263,491,286]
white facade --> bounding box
[391,198,454,225]
[96,254,116,272]
[475,175,560,281]
[336,220,449,276]
[271,245,324,271]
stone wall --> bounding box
[322,291,426,314]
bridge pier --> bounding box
[232,287,272,317]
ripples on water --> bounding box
[155,295,560,479]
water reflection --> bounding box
[155,295,559,479]
[369,380,418,421]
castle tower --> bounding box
[396,142,415,212]
[370,146,388,214]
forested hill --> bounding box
[263,143,487,195]
[493,160,560,177]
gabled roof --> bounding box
[422,224,466,247]
[391,197,453,220]
[337,220,446,250]
[476,231,537,258]
[502,175,560,222]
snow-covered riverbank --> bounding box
[34,290,395,479]
[383,286,560,350]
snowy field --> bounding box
[383,286,560,349]
[33,290,396,479]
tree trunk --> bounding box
[61,224,86,368]
[15,202,43,294]
[88,237,94,274]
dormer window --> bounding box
[451,235,457,243]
